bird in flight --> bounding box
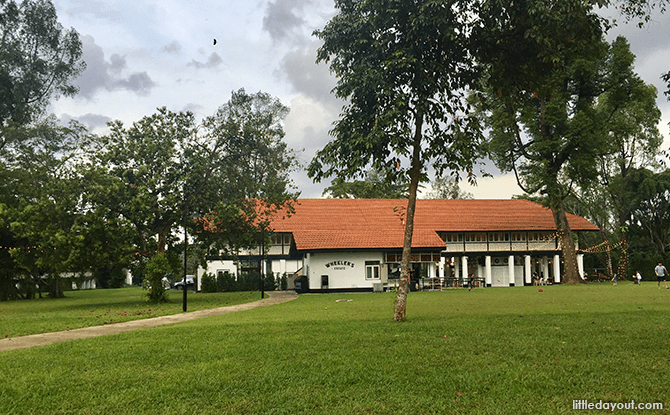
[213,39,217,45]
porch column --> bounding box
[553,254,561,283]
[439,257,445,280]
[462,256,469,281]
[429,262,436,279]
[525,255,532,285]
[508,255,515,286]
[577,254,585,279]
[485,255,492,287]
[542,256,549,282]
[280,259,286,276]
[454,257,460,282]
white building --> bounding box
[197,199,598,292]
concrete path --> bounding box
[0,291,298,352]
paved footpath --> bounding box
[0,291,298,352]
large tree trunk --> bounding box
[549,198,580,284]
[394,117,423,322]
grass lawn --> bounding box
[0,288,263,338]
[1,282,669,414]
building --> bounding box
[197,198,599,292]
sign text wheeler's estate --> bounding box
[325,260,355,270]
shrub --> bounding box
[201,272,217,293]
[216,271,236,292]
[264,272,277,291]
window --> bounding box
[511,232,526,242]
[442,233,463,243]
[466,232,486,242]
[366,261,380,279]
[489,232,510,242]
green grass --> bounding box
[0,288,263,338]
[2,282,669,414]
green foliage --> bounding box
[143,254,170,303]
[0,0,85,137]
[200,272,217,293]
[311,0,486,320]
[627,168,670,261]
[216,271,236,292]
[309,0,484,185]
[264,271,277,292]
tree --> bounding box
[631,169,670,257]
[426,175,473,199]
[322,167,409,199]
[309,0,485,321]
[196,89,299,262]
[474,0,611,284]
[588,37,662,279]
[86,90,299,282]
[87,108,199,259]
[5,116,90,298]
[200,89,298,204]
[0,0,84,145]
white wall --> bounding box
[197,260,238,291]
[308,251,384,290]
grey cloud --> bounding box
[59,112,112,131]
[263,0,313,45]
[75,35,157,100]
[112,72,155,97]
[187,53,223,69]
[277,42,342,113]
[109,54,126,75]
[182,103,205,116]
[162,41,182,54]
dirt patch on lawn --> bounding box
[0,291,297,352]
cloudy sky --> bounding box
[50,0,670,199]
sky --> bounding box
[49,0,670,199]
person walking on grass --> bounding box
[636,270,642,286]
[612,273,618,286]
[654,262,668,289]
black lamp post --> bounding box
[183,216,188,312]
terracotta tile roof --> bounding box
[268,199,598,251]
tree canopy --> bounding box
[0,0,84,143]
[310,0,485,320]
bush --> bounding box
[216,271,236,292]
[143,254,170,303]
[201,272,217,293]
[264,272,277,291]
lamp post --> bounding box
[183,216,188,312]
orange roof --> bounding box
[268,199,598,251]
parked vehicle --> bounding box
[174,275,194,290]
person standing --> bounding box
[612,273,618,286]
[636,270,642,286]
[654,262,668,289]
